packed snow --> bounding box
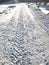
[0,3,49,65]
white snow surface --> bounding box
[39,7,49,14]
[0,3,49,65]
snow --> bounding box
[0,4,19,24]
[40,63,45,65]
[39,7,49,14]
[0,3,49,65]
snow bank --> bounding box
[39,7,49,14]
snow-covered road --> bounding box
[0,3,49,65]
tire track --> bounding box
[0,3,49,65]
[9,6,33,65]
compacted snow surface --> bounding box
[0,3,49,65]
